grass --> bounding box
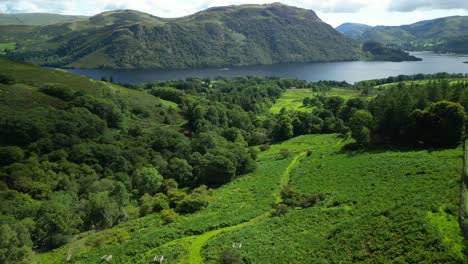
[0,42,15,55]
[269,88,362,114]
[201,136,464,263]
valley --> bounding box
[0,2,468,263]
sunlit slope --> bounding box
[34,134,464,263]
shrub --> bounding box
[0,74,15,84]
[221,248,242,264]
[259,144,271,152]
[272,204,289,217]
[279,148,290,159]
[160,209,178,224]
[40,84,75,101]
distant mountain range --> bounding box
[0,13,87,25]
[0,3,418,69]
[336,16,468,53]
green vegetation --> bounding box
[0,43,15,56]
[270,86,364,114]
[0,56,466,263]
[202,136,463,263]
[1,3,417,69]
[338,16,468,53]
[361,41,421,61]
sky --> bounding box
[1,0,468,27]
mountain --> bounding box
[0,4,416,69]
[336,23,372,39]
[339,16,468,53]
[0,13,87,25]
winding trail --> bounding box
[150,151,307,263]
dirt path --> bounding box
[149,151,307,264]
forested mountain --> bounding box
[337,16,468,53]
[0,13,87,25]
[335,23,372,39]
[0,3,417,69]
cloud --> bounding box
[0,0,372,17]
[388,0,468,12]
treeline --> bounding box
[355,72,468,88]
[368,80,468,147]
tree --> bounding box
[412,101,465,147]
[273,114,293,141]
[0,218,33,264]
[34,195,82,249]
[0,146,24,166]
[132,167,164,195]
[199,155,236,186]
[84,192,120,229]
[324,96,345,115]
[349,110,373,146]
[168,158,193,186]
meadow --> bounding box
[269,88,361,114]
[0,43,15,55]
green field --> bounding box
[34,134,464,263]
[0,43,15,55]
[270,88,362,113]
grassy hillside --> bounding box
[340,16,468,53]
[0,3,416,69]
[0,13,87,26]
[0,57,180,129]
[203,135,464,263]
[33,134,464,263]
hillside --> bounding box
[0,56,467,263]
[33,134,464,263]
[0,3,417,69]
[338,16,468,53]
[335,22,372,39]
[0,13,87,25]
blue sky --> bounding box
[1,0,468,27]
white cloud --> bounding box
[389,0,468,12]
[1,0,467,27]
[0,0,372,17]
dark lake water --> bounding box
[63,51,468,84]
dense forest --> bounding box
[0,56,467,263]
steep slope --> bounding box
[336,22,372,39]
[2,4,366,69]
[0,13,87,25]
[340,16,468,53]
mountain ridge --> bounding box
[337,16,468,53]
[0,13,88,25]
[0,4,418,69]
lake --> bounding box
[63,51,468,84]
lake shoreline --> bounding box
[59,51,468,84]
